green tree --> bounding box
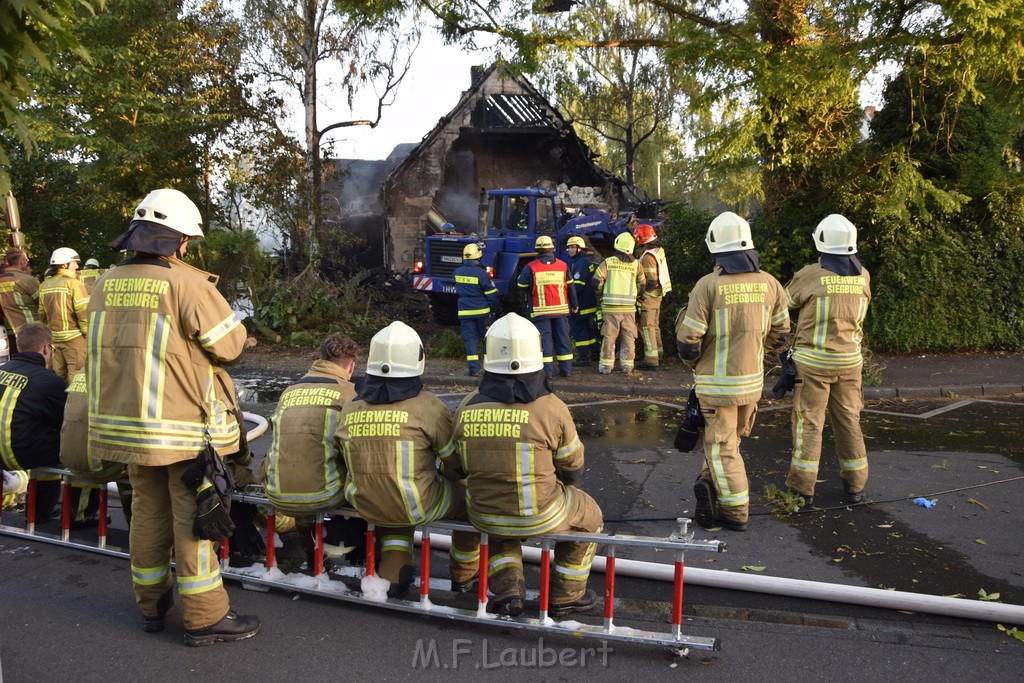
[535,0,684,193]
[0,0,99,194]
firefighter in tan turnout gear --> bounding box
[634,223,672,370]
[452,313,603,617]
[38,247,89,382]
[593,232,646,375]
[87,188,259,646]
[783,214,872,505]
[676,212,789,531]
[335,321,480,597]
[0,248,40,345]
[261,333,358,515]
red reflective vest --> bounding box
[525,258,570,318]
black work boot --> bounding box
[693,477,718,530]
[488,595,525,617]
[387,564,416,599]
[788,487,815,508]
[450,572,479,594]
[184,610,260,647]
[842,479,865,504]
[550,588,599,618]
[143,589,175,633]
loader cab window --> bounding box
[487,196,503,231]
[535,197,555,234]
[506,197,529,232]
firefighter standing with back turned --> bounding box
[38,247,89,382]
[593,232,646,375]
[782,214,872,506]
[454,241,498,377]
[87,188,259,646]
[676,212,789,532]
[452,313,603,617]
[517,236,576,378]
[634,223,672,371]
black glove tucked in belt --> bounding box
[674,388,705,453]
[194,479,235,540]
[770,348,797,399]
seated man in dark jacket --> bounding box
[0,323,68,515]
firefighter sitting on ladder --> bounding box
[451,313,603,617]
[335,321,481,597]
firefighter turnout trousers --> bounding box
[377,483,480,587]
[459,317,488,375]
[600,312,637,372]
[568,311,598,362]
[52,336,86,383]
[532,315,573,377]
[700,403,757,524]
[638,296,664,366]
[786,365,868,497]
[488,487,602,606]
[128,461,229,630]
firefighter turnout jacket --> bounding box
[0,269,40,334]
[594,254,645,313]
[567,252,598,315]
[676,266,789,405]
[38,272,89,342]
[335,391,460,526]
[455,261,499,318]
[260,360,356,513]
[86,256,246,466]
[59,370,125,481]
[79,268,105,295]
[785,263,872,372]
[0,351,67,470]
[451,391,584,537]
[640,246,672,298]
[517,254,577,318]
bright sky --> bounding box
[312,28,494,161]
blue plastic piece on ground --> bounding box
[913,497,937,508]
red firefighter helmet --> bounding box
[634,223,657,244]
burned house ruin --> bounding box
[380,64,627,272]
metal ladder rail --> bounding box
[1,477,726,651]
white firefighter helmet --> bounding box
[614,231,636,254]
[705,212,753,254]
[133,188,204,237]
[49,247,80,266]
[813,214,858,254]
[366,320,425,378]
[535,235,555,251]
[463,243,483,260]
[84,258,101,269]
[566,236,586,250]
[483,312,544,375]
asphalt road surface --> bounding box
[2,392,1023,681]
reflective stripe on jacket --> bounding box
[0,352,66,470]
[0,270,40,334]
[594,255,645,312]
[455,262,498,318]
[568,253,598,314]
[335,391,457,526]
[641,246,673,297]
[260,360,355,513]
[451,392,583,537]
[86,256,246,466]
[39,273,88,342]
[676,266,789,405]
[517,256,573,318]
[786,262,872,372]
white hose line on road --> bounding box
[415,532,1024,625]
[243,411,269,442]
